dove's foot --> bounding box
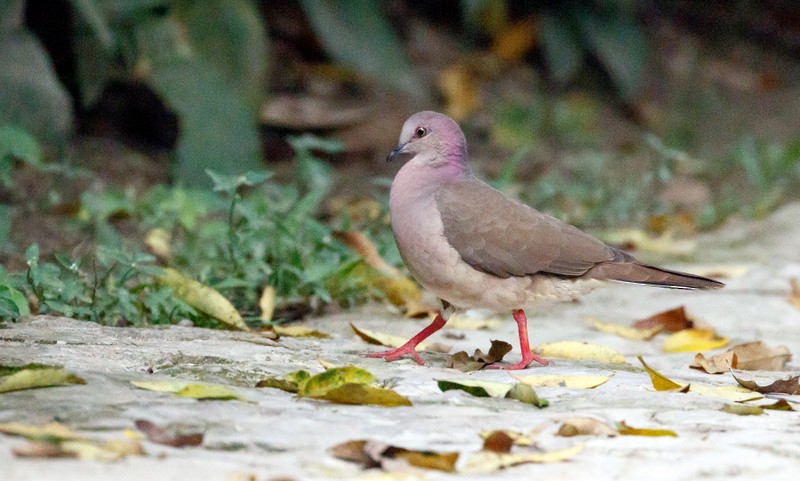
[486,351,550,370]
[485,308,549,370]
[365,313,447,365]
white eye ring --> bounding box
[415,127,428,137]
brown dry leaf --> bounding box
[535,341,627,364]
[632,306,694,332]
[790,279,800,309]
[616,421,677,437]
[691,341,791,374]
[478,430,537,447]
[438,65,481,121]
[461,443,583,473]
[158,268,248,331]
[331,439,458,472]
[350,323,432,351]
[585,317,662,340]
[732,373,800,394]
[482,431,514,453]
[512,374,613,389]
[447,340,512,371]
[556,417,617,437]
[663,329,729,353]
[492,18,537,63]
[134,420,203,447]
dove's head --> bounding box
[387,111,468,172]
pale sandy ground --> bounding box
[2,204,800,481]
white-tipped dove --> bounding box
[368,111,724,370]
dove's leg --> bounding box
[488,309,549,370]
[365,314,447,365]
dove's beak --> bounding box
[386,142,407,163]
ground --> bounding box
[2,203,800,481]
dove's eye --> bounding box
[415,127,428,138]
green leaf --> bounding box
[298,0,424,95]
[506,383,548,408]
[206,169,272,194]
[0,32,73,150]
[0,203,12,247]
[0,367,86,393]
[315,383,412,407]
[173,0,269,111]
[0,284,30,317]
[298,366,376,398]
[0,124,43,170]
[437,379,513,398]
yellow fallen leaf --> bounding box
[131,380,249,401]
[60,439,144,461]
[144,228,172,261]
[585,317,662,340]
[350,323,431,351]
[258,285,276,322]
[513,374,613,389]
[535,341,627,364]
[445,313,503,330]
[663,329,729,353]
[720,404,764,416]
[0,367,86,393]
[617,421,677,437]
[0,422,83,441]
[638,356,686,391]
[272,325,329,338]
[461,444,583,473]
[315,383,412,407]
[158,268,248,331]
[298,366,376,398]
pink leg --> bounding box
[366,314,447,365]
[487,309,549,370]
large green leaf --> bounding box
[174,0,269,112]
[0,31,73,151]
[299,0,424,96]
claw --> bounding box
[367,346,425,365]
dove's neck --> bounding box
[390,152,470,206]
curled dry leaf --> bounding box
[482,431,515,453]
[447,340,512,371]
[616,421,677,437]
[732,373,800,395]
[663,329,729,353]
[632,306,694,332]
[512,374,613,389]
[535,341,626,364]
[331,439,459,472]
[691,341,791,374]
[585,317,662,340]
[556,417,617,437]
[478,430,537,447]
[158,268,248,331]
[0,365,86,393]
[134,420,203,447]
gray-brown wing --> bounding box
[435,178,621,278]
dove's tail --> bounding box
[586,262,725,290]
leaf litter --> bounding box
[446,339,512,371]
[691,341,791,374]
[0,422,144,461]
[638,356,763,402]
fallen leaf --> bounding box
[144,228,172,261]
[331,439,458,472]
[318,358,337,370]
[130,380,249,402]
[315,383,412,407]
[637,356,687,391]
[482,431,514,453]
[158,268,248,331]
[691,341,791,374]
[720,404,763,416]
[461,443,583,473]
[556,417,617,437]
[258,285,276,322]
[732,373,800,394]
[632,306,694,332]
[0,422,83,441]
[513,374,613,389]
[663,329,729,353]
[134,420,203,447]
[350,323,431,351]
[298,366,376,398]
[585,317,662,340]
[445,314,503,330]
[478,430,536,447]
[272,325,330,338]
[506,383,549,408]
[13,441,75,458]
[535,341,627,364]
[59,439,144,461]
[616,421,677,437]
[437,379,547,407]
[599,229,696,257]
[3,423,144,461]
[790,279,800,309]
[0,366,86,393]
[762,399,795,411]
[448,340,512,372]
